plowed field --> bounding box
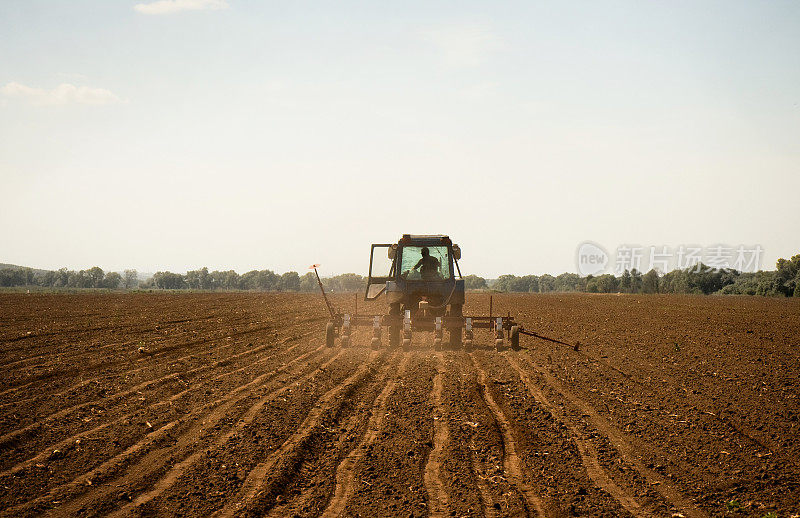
[1,292,798,517]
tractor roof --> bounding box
[399,234,452,245]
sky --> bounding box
[1,0,798,277]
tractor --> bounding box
[314,234,527,351]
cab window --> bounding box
[400,246,450,280]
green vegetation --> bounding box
[1,254,798,296]
[726,499,741,510]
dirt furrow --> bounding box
[320,352,412,518]
[505,354,648,517]
[0,317,290,413]
[468,436,498,518]
[0,332,316,480]
[0,311,257,368]
[423,353,451,517]
[517,351,708,518]
[100,347,344,518]
[0,331,303,457]
[470,353,547,517]
[212,349,390,518]
[5,344,337,517]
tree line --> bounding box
[144,268,367,292]
[482,254,800,297]
[0,267,138,289]
[0,266,367,293]
[1,253,797,297]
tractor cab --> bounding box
[365,234,465,319]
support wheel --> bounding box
[509,326,520,351]
[326,322,336,348]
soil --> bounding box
[1,292,798,517]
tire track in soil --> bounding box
[449,356,498,518]
[6,343,337,517]
[0,332,316,480]
[270,351,409,518]
[504,354,649,517]
[517,352,708,518]
[468,436,498,518]
[319,352,413,518]
[423,353,451,518]
[470,353,547,517]
[0,327,306,453]
[211,349,390,518]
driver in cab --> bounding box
[412,247,441,281]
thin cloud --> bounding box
[1,82,124,106]
[134,0,229,15]
[423,23,503,68]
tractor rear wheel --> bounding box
[325,322,335,348]
[449,304,463,350]
[389,304,401,349]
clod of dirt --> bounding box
[48,449,63,460]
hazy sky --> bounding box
[1,0,798,277]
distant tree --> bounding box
[87,267,105,288]
[774,254,800,296]
[554,273,581,292]
[494,275,517,292]
[211,270,240,290]
[279,271,301,291]
[508,275,536,292]
[152,271,186,289]
[521,275,540,292]
[0,269,20,287]
[55,268,70,287]
[67,270,90,288]
[258,270,280,290]
[299,272,318,292]
[642,269,659,294]
[630,269,643,294]
[619,270,632,293]
[463,274,487,290]
[102,271,123,289]
[327,273,365,292]
[240,270,261,290]
[186,267,212,290]
[124,269,138,289]
[38,270,58,287]
[538,274,555,293]
[585,274,615,293]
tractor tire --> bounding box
[510,325,520,351]
[389,304,401,349]
[449,304,463,350]
[326,322,335,348]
